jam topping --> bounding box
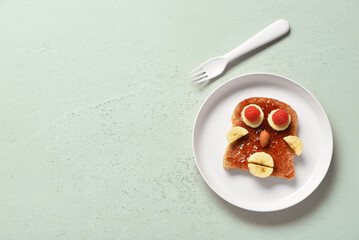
[244,106,260,122]
[227,98,297,179]
[272,109,289,125]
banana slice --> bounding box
[248,164,273,178]
[248,152,274,167]
[284,136,303,156]
[247,152,274,178]
[241,104,264,128]
[226,126,248,143]
[268,109,291,131]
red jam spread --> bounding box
[227,98,296,179]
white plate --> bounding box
[192,73,333,212]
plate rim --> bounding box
[192,72,333,212]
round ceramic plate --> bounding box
[192,73,333,212]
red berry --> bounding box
[244,106,260,122]
[272,109,289,125]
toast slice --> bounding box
[223,97,298,179]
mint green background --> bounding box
[0,0,358,239]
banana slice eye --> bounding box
[241,104,264,128]
[268,109,291,131]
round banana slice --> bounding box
[247,152,274,178]
[284,136,303,156]
[248,163,273,178]
[241,104,264,128]
[226,126,248,143]
[268,109,291,131]
[248,152,274,167]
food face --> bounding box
[224,97,303,179]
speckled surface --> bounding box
[0,0,358,239]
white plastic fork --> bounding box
[189,19,290,83]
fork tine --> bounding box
[192,74,208,82]
[190,70,206,78]
[188,66,203,76]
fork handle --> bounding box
[225,19,290,63]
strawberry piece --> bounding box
[272,109,289,125]
[244,106,260,122]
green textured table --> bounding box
[1,0,358,239]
